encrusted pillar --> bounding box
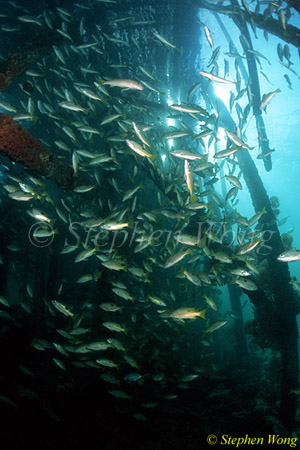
[0,114,74,188]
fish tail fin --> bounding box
[34,193,43,203]
[199,236,206,248]
[111,154,121,168]
[190,193,198,203]
[94,270,102,281]
[200,308,207,320]
[128,218,135,229]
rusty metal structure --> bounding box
[0,29,77,188]
[0,114,74,188]
[0,37,53,93]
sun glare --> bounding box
[214,84,231,104]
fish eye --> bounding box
[22,81,34,93]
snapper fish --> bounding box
[235,277,258,291]
[277,250,300,262]
[100,79,144,90]
[169,104,207,115]
[204,320,227,334]
[164,249,192,268]
[225,130,253,150]
[184,160,197,203]
[99,302,124,313]
[51,300,74,318]
[260,88,281,111]
[102,322,126,333]
[161,307,207,320]
[153,31,182,54]
[126,139,155,159]
[199,71,236,84]
[169,149,205,161]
